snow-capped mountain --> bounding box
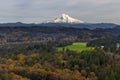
[0,13,118,29]
[49,14,84,23]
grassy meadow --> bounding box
[58,42,94,52]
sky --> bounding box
[0,0,120,24]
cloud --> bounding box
[13,0,34,9]
[0,0,120,24]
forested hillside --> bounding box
[0,27,120,80]
[0,42,119,80]
[0,26,120,45]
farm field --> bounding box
[58,42,94,52]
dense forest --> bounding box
[0,42,119,80]
[0,26,120,45]
[87,38,120,54]
[0,26,120,80]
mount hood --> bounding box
[48,14,84,23]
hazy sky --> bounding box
[0,0,120,24]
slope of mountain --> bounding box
[49,13,84,23]
[40,14,118,29]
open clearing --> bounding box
[58,42,93,52]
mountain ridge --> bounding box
[0,13,119,29]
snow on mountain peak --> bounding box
[51,13,84,23]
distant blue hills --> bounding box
[0,22,119,29]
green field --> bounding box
[58,42,93,52]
